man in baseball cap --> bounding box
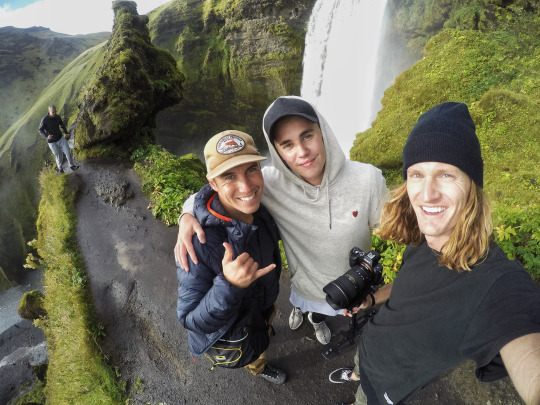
[176,130,287,384]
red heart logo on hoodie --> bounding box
[352,211,358,217]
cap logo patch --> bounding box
[216,134,245,155]
[352,211,358,217]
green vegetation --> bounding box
[29,169,125,404]
[372,236,406,285]
[354,2,540,282]
[494,204,540,281]
[131,144,207,226]
[18,290,47,320]
[9,380,46,405]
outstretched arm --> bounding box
[501,332,540,405]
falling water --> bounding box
[301,0,389,155]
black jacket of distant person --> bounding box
[39,114,68,143]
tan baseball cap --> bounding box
[204,130,267,180]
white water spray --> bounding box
[301,0,388,155]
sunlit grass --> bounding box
[33,169,125,404]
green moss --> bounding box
[72,1,183,150]
[18,290,46,320]
[32,169,125,404]
[9,379,46,405]
[148,0,312,154]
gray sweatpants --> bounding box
[48,136,75,169]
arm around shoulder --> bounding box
[174,193,205,269]
[501,332,540,405]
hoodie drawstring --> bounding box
[301,181,332,229]
[326,180,331,229]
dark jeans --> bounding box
[310,312,327,323]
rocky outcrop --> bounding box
[73,1,184,150]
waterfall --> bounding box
[301,0,389,155]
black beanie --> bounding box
[402,102,483,187]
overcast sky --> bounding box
[0,0,171,35]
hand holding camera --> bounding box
[323,247,383,311]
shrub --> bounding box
[131,145,207,226]
[18,290,47,320]
[494,204,540,282]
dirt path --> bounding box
[74,158,524,405]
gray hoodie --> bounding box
[260,96,388,303]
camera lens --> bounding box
[323,264,373,310]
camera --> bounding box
[323,247,383,311]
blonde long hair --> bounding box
[376,182,493,270]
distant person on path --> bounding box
[175,96,388,345]
[38,104,79,173]
[176,130,287,384]
[329,102,540,405]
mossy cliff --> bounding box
[72,1,184,154]
[147,0,316,156]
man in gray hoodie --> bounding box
[175,96,388,345]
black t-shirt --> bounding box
[358,241,540,404]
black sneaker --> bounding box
[55,167,64,174]
[329,367,357,383]
[260,364,287,384]
[70,165,80,171]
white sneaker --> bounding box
[289,307,304,330]
[308,312,331,344]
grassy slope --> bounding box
[0,27,109,139]
[0,42,107,281]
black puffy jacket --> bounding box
[176,184,281,356]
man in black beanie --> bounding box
[331,102,540,405]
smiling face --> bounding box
[209,162,264,224]
[406,162,472,252]
[272,116,326,186]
